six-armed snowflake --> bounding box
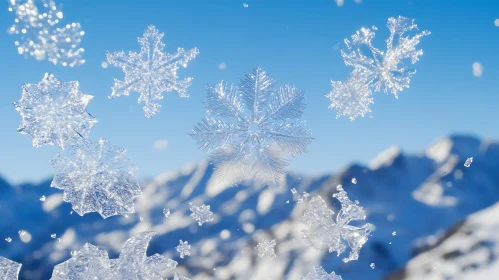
[176,240,191,259]
[50,138,142,218]
[191,67,314,187]
[189,203,214,226]
[106,25,199,118]
[14,73,97,149]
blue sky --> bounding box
[0,0,498,183]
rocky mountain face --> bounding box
[1,134,499,280]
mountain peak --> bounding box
[425,134,481,163]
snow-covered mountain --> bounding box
[1,134,499,280]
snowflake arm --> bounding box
[176,240,191,259]
[300,267,342,280]
[255,239,277,258]
[14,73,97,149]
[49,139,142,218]
[239,67,274,122]
[326,74,373,121]
[0,256,21,280]
[106,25,198,118]
[264,121,313,156]
[189,203,214,226]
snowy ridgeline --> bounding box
[1,134,499,279]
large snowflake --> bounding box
[106,25,199,118]
[300,185,374,263]
[51,232,177,280]
[190,67,314,187]
[300,266,342,280]
[14,73,97,149]
[7,0,85,67]
[49,138,142,218]
[0,256,21,280]
[328,16,429,120]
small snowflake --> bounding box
[106,25,199,118]
[176,240,191,259]
[50,139,142,218]
[7,0,85,66]
[326,75,373,120]
[189,203,214,226]
[255,239,277,258]
[14,73,97,149]
[300,266,342,280]
[190,67,314,187]
[464,157,473,167]
[300,185,374,263]
[0,257,22,279]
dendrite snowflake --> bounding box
[329,16,429,120]
[300,185,374,263]
[52,232,177,280]
[106,25,199,118]
[300,266,342,280]
[255,239,277,258]
[176,240,191,259]
[189,203,214,226]
[14,73,97,149]
[190,67,314,187]
[49,138,141,218]
[7,0,85,67]
[0,256,21,280]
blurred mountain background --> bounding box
[1,134,499,280]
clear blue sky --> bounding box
[1,0,498,184]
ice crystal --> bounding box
[14,73,97,149]
[300,266,342,280]
[51,232,177,280]
[163,208,171,219]
[370,263,376,269]
[191,67,314,187]
[5,238,12,243]
[7,0,85,67]
[51,234,56,238]
[326,75,373,120]
[255,239,277,258]
[40,195,46,201]
[291,188,310,203]
[0,256,21,280]
[189,203,214,226]
[106,25,199,118]
[49,138,141,218]
[464,157,473,167]
[300,185,374,263]
[174,273,191,280]
[176,240,191,259]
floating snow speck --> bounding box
[464,157,473,167]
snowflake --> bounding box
[106,25,199,118]
[326,74,373,121]
[189,203,214,226]
[7,0,85,67]
[341,16,429,97]
[255,239,277,258]
[174,273,191,280]
[14,73,97,149]
[49,138,142,218]
[300,266,342,280]
[190,67,314,187]
[52,232,177,280]
[300,185,374,263]
[464,157,473,167]
[0,256,21,280]
[176,240,191,259]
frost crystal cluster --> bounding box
[0,256,21,280]
[189,203,214,226]
[14,73,97,149]
[191,67,314,187]
[255,239,277,258]
[176,240,191,259]
[51,232,177,280]
[300,185,374,262]
[50,138,141,218]
[7,0,85,66]
[106,25,199,118]
[300,266,342,280]
[328,16,430,120]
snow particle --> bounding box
[5,237,12,243]
[163,208,171,219]
[495,19,499,27]
[370,263,375,269]
[464,157,473,167]
[255,239,277,258]
[189,203,214,226]
[243,3,249,8]
[51,234,56,238]
[101,62,108,68]
[392,231,396,236]
[40,195,46,202]
[220,229,231,240]
[472,62,483,77]
[351,178,357,184]
[176,240,191,259]
[218,62,227,70]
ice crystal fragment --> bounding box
[255,239,277,258]
[176,240,191,259]
[300,266,342,280]
[40,195,46,201]
[51,232,177,280]
[49,138,142,218]
[174,273,191,280]
[106,25,199,118]
[14,73,97,149]
[191,67,314,187]
[51,234,56,239]
[163,208,170,219]
[392,231,396,236]
[370,263,375,269]
[291,188,310,203]
[7,0,85,66]
[0,256,21,280]
[189,203,214,226]
[18,230,26,237]
[464,157,473,167]
[351,178,357,184]
[5,238,12,243]
[300,185,374,263]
